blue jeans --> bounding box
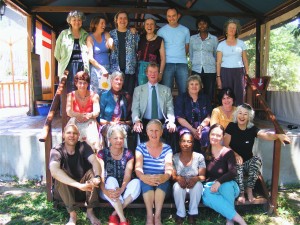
[162,63,188,95]
[202,181,240,220]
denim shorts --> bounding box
[140,180,170,194]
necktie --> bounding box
[151,86,158,119]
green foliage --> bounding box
[245,21,300,91]
[0,182,299,225]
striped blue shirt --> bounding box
[136,143,172,175]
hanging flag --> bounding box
[36,21,52,94]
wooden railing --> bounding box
[0,81,28,108]
[39,71,68,201]
[39,72,290,213]
[245,74,290,213]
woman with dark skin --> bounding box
[172,132,206,224]
[189,15,218,102]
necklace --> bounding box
[76,91,88,101]
[146,34,155,41]
[110,149,123,157]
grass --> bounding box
[0,182,299,225]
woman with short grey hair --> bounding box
[54,10,89,93]
[99,71,132,147]
[97,125,140,225]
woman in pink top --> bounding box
[66,71,101,152]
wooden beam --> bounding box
[225,0,261,16]
[31,6,256,18]
[263,0,300,23]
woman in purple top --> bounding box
[137,18,166,85]
[202,124,247,225]
[87,16,114,95]
[175,75,212,152]
[97,125,140,225]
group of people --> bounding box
[50,7,291,225]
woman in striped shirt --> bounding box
[135,119,173,225]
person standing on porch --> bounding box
[157,7,190,95]
[54,11,89,93]
[110,11,139,96]
[216,18,249,105]
[189,15,218,103]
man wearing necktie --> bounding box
[132,62,177,151]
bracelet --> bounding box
[94,175,101,179]
[216,75,221,78]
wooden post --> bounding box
[45,124,52,201]
[255,19,261,78]
[270,139,282,214]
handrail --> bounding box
[39,70,68,201]
[245,74,290,214]
[39,71,68,142]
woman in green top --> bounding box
[54,10,89,93]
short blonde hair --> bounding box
[146,119,163,131]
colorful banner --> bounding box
[36,21,52,94]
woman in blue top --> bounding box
[99,71,132,147]
[189,15,218,103]
[216,18,249,106]
[87,16,114,96]
[135,119,173,225]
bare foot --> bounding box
[246,188,255,202]
[66,211,77,225]
[146,214,154,225]
[154,215,162,225]
[238,192,246,204]
[86,208,101,225]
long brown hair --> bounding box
[204,123,225,160]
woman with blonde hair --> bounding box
[135,119,173,225]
